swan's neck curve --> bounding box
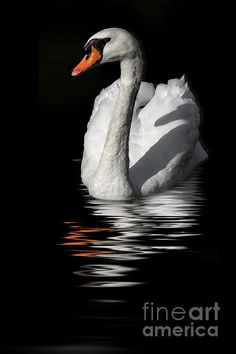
[92,53,143,200]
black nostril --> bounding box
[85,52,91,60]
[84,45,92,60]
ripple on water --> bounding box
[59,168,205,289]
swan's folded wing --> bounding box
[129,76,206,193]
[130,76,200,164]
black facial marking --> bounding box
[83,37,111,58]
[94,37,111,52]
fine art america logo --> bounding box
[142,302,220,337]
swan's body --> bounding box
[72,28,208,200]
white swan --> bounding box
[71,28,208,200]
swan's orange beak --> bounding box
[71,46,102,77]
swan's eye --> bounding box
[83,37,111,60]
[95,37,111,52]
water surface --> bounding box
[61,166,205,290]
[9,164,219,353]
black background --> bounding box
[4,0,227,352]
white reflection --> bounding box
[75,264,134,277]
[63,168,205,288]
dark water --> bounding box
[6,162,220,353]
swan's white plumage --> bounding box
[81,76,207,196]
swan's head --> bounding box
[71,28,140,77]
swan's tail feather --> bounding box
[166,76,190,97]
[180,74,189,89]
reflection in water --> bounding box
[60,169,204,288]
[61,224,112,257]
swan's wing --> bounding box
[81,79,155,187]
[129,76,207,194]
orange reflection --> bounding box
[71,250,112,257]
[60,222,112,258]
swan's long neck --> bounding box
[92,52,143,200]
